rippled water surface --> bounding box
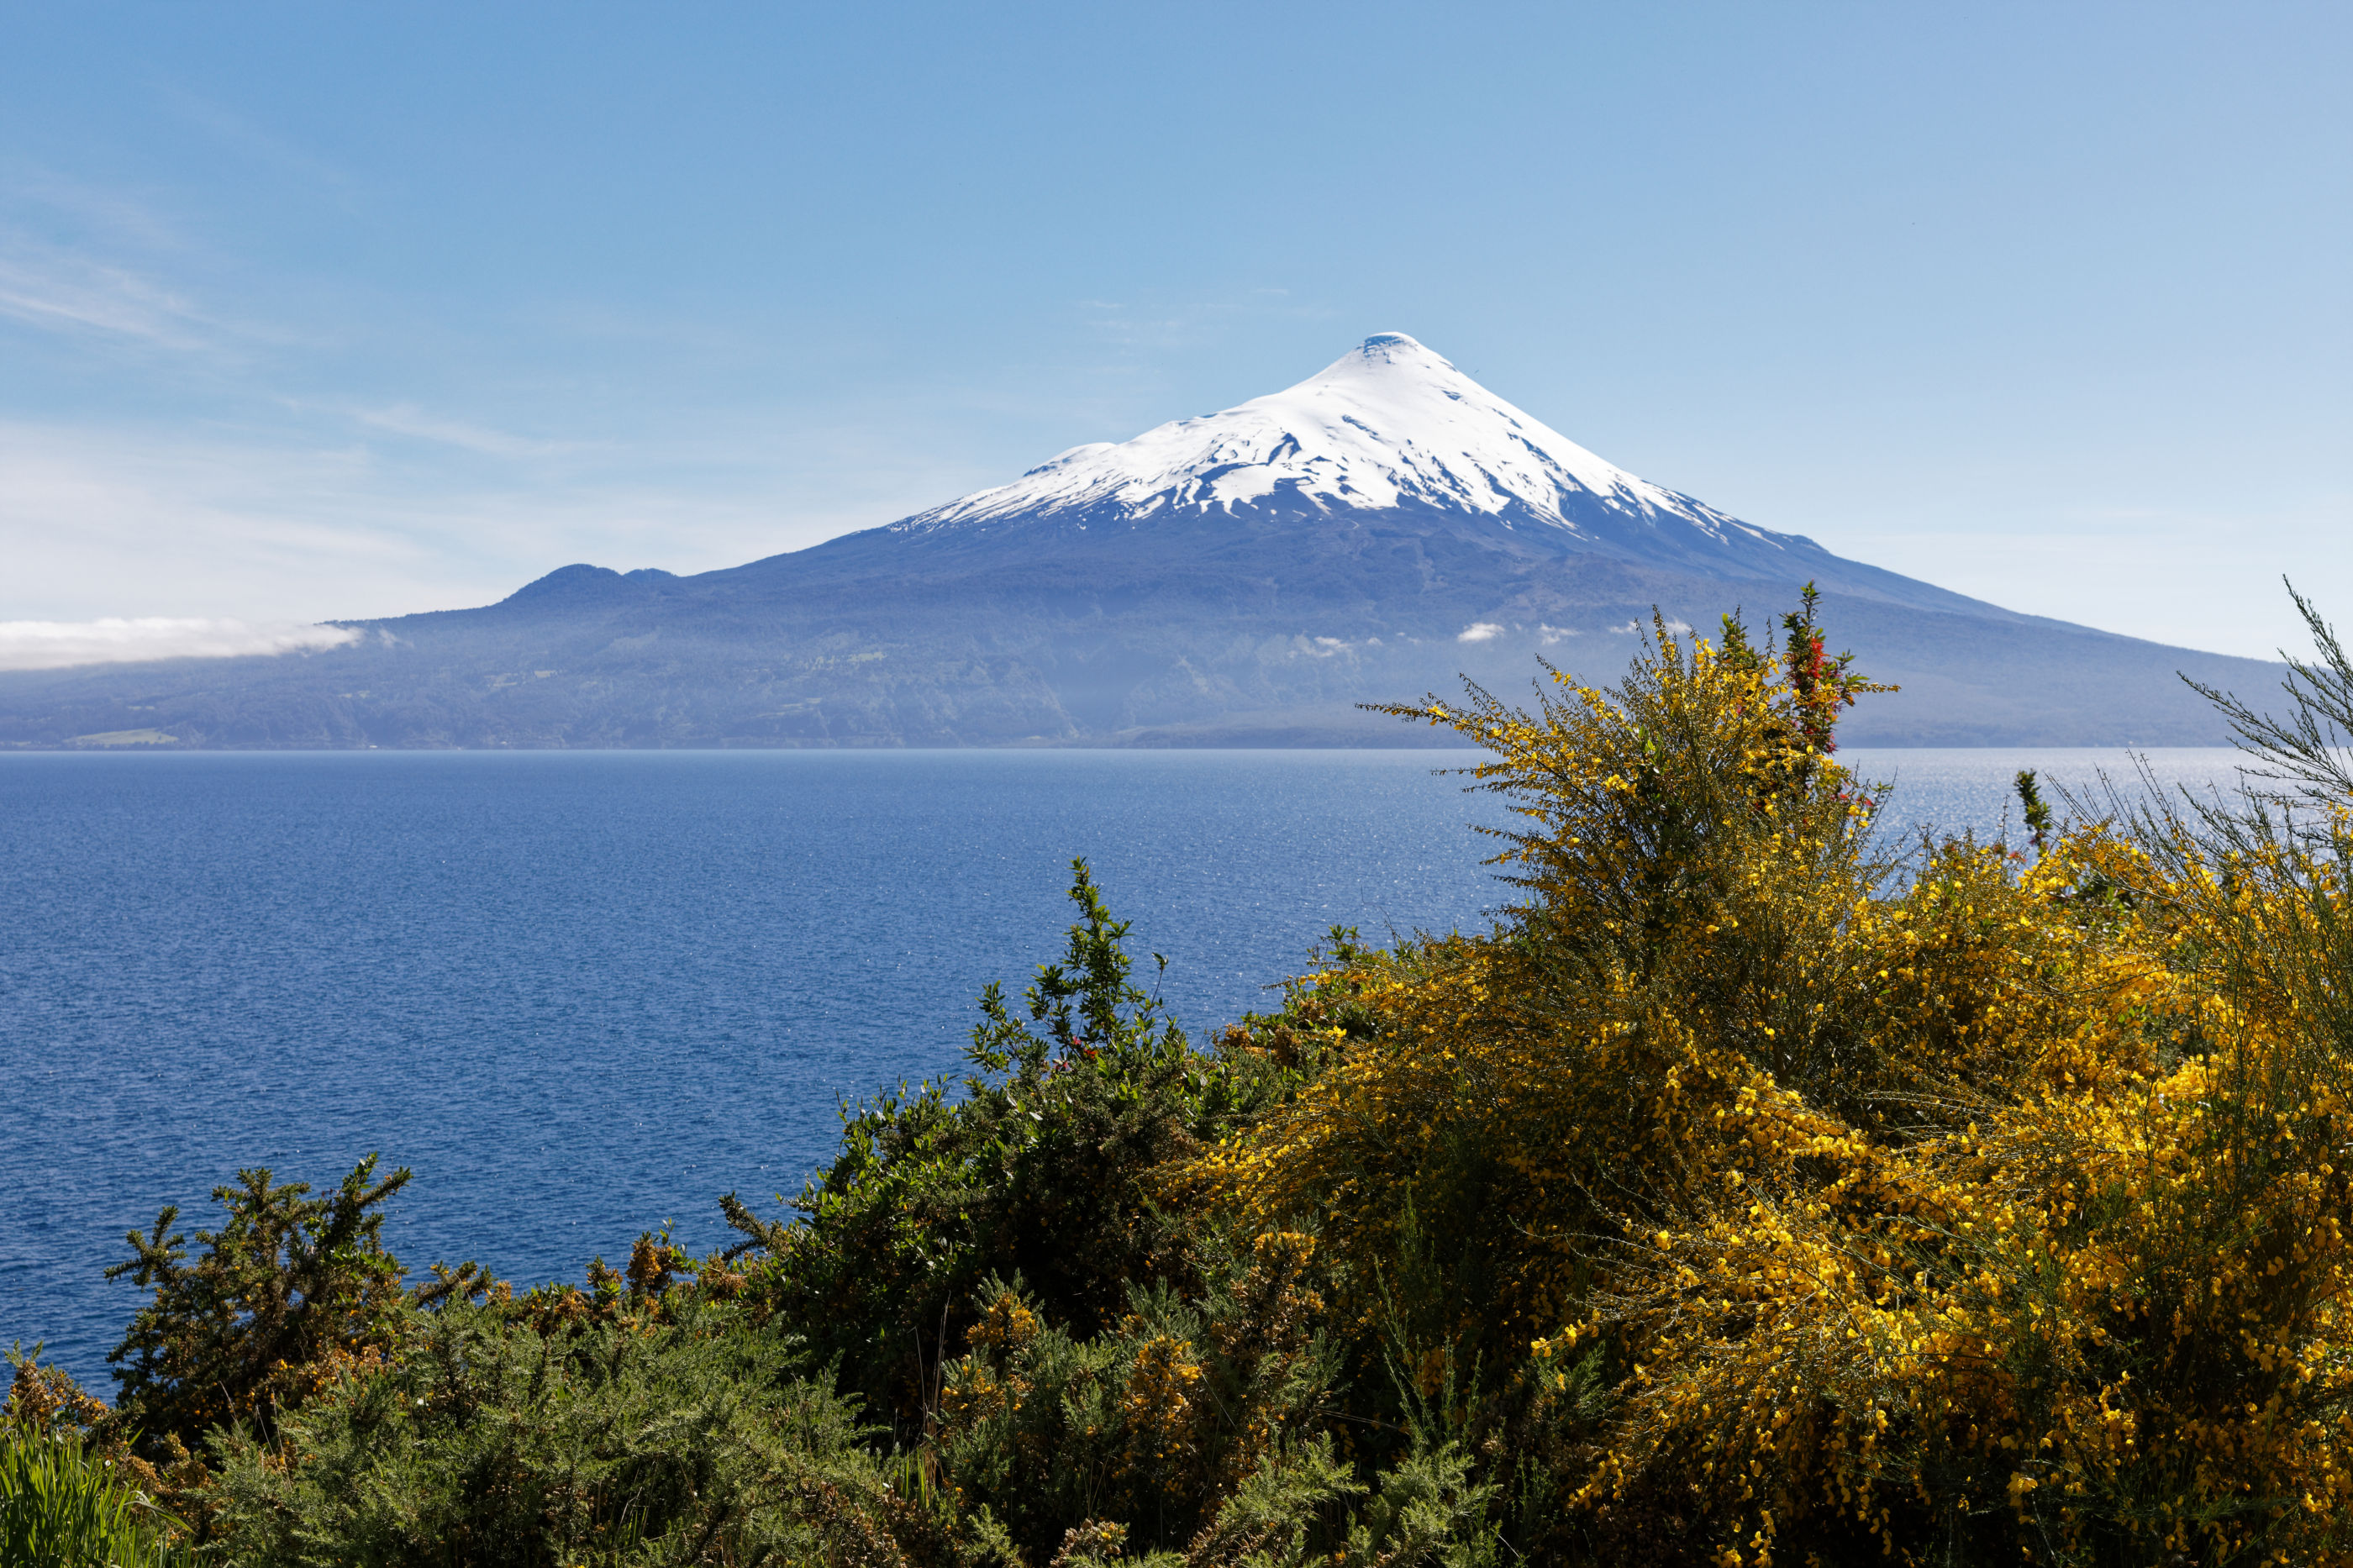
[0,745,2249,1387]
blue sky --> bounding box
[1,1,2345,659]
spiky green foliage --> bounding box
[737,860,1322,1438]
[106,1155,487,1455]
[2015,766,2056,855]
[204,1299,908,1568]
[2186,577,2353,809]
[930,1234,1339,1558]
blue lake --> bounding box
[0,745,2249,1389]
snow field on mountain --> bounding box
[897,334,1785,548]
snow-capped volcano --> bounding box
[0,330,2277,750]
[890,333,1801,571]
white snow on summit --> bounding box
[894,334,1786,551]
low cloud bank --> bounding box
[0,618,362,671]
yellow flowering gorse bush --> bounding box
[1193,603,2353,1565]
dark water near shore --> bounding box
[0,746,2247,1389]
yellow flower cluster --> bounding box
[968,1287,1042,1355]
[1191,616,2353,1564]
[1121,1333,1207,1481]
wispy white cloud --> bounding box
[0,617,361,671]
[1,163,188,250]
[1457,621,1504,643]
[0,166,321,357]
[0,420,468,623]
[0,237,211,347]
[0,412,984,625]
[354,403,581,458]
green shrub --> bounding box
[204,1297,908,1567]
[735,860,1322,1439]
[107,1156,487,1457]
[931,1230,1338,1558]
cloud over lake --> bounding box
[0,618,360,671]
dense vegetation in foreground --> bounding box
[9,590,2352,1566]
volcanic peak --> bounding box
[887,333,1787,560]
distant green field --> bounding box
[67,728,179,746]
